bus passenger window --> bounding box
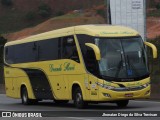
[62,36,80,63]
[5,46,15,64]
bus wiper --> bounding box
[115,52,123,78]
[115,60,123,78]
[126,55,139,77]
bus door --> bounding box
[85,49,99,100]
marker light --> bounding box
[103,93,111,98]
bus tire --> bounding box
[54,100,69,104]
[73,87,88,109]
[21,86,32,105]
[116,100,129,108]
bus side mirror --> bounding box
[85,43,101,61]
[144,42,157,59]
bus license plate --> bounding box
[125,93,133,97]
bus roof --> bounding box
[5,24,139,46]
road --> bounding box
[0,94,160,120]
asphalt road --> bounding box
[0,94,160,120]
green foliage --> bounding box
[148,37,160,83]
[56,11,65,16]
[148,0,156,8]
[1,0,12,6]
[96,9,106,18]
[156,3,160,10]
[147,9,160,17]
[38,3,52,18]
[25,11,36,21]
[0,36,7,45]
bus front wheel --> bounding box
[73,87,88,109]
[116,100,129,108]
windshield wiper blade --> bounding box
[126,55,139,77]
[115,52,123,78]
[115,60,123,78]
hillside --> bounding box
[147,17,160,39]
[5,16,160,41]
[0,0,104,34]
[5,5,106,41]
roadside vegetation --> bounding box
[147,37,160,99]
[0,0,103,34]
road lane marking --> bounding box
[0,109,15,111]
[67,117,94,120]
[133,100,160,104]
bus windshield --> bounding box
[95,37,149,81]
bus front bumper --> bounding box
[97,85,150,101]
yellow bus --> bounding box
[4,25,157,108]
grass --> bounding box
[53,13,82,20]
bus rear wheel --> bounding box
[21,86,38,105]
[116,100,129,108]
[73,87,88,109]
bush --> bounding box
[56,11,65,16]
[1,0,13,6]
[147,9,160,17]
[25,11,36,21]
[0,36,7,45]
[96,9,106,18]
[156,3,160,10]
[149,0,157,8]
[38,3,51,18]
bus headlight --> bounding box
[96,82,115,90]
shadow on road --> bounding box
[10,101,146,111]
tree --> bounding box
[26,11,36,21]
[56,11,64,16]
[1,0,13,6]
[38,3,52,18]
[156,3,160,10]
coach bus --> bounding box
[4,25,157,108]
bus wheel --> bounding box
[54,100,69,104]
[116,100,129,108]
[74,87,87,109]
[21,86,32,105]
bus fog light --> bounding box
[142,82,150,88]
[103,93,111,98]
[145,90,150,95]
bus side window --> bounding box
[5,46,15,64]
[77,34,99,76]
[62,36,80,63]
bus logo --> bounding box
[49,62,75,72]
